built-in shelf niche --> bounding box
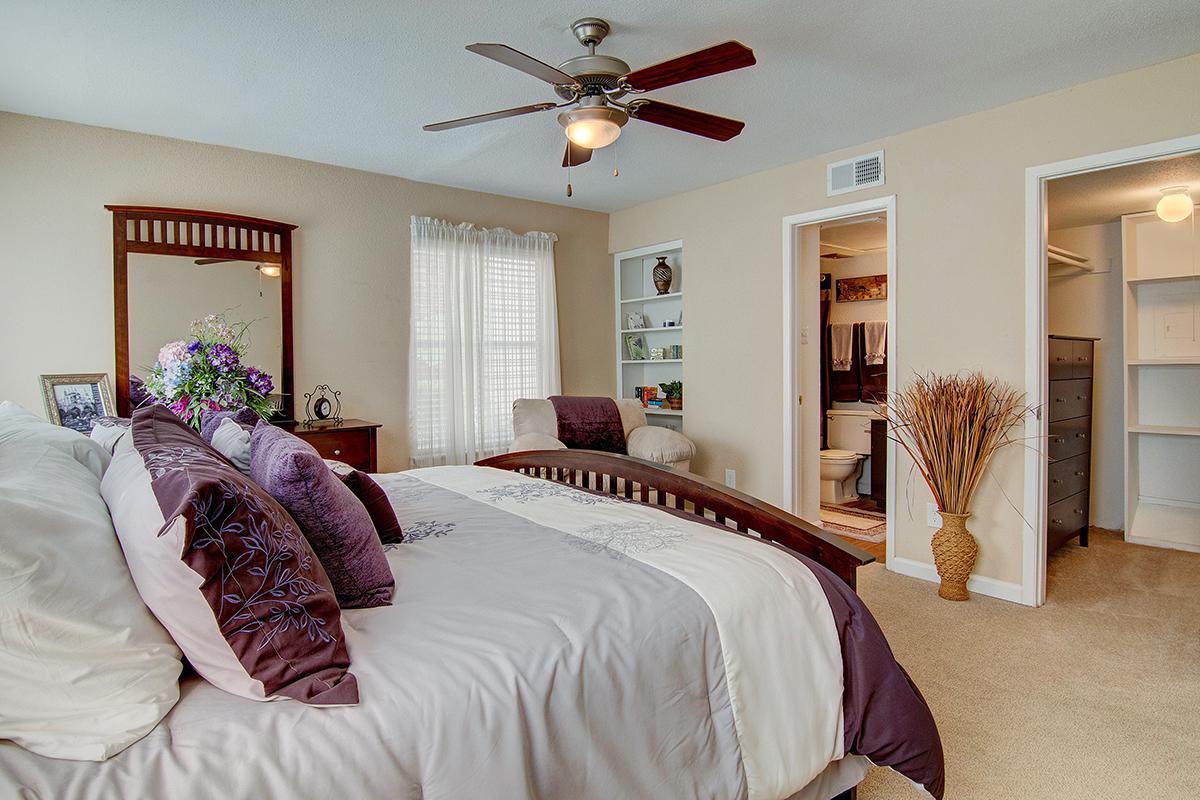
[1121,209,1200,552]
[614,240,684,432]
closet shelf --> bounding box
[1127,358,1200,366]
[644,408,684,417]
[621,359,683,365]
[1047,244,1093,273]
[1128,424,1200,437]
[1126,273,1200,285]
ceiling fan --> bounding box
[423,18,755,188]
[194,258,281,277]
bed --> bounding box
[0,445,943,800]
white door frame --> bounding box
[1022,133,1200,607]
[783,194,898,560]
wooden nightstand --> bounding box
[283,419,381,472]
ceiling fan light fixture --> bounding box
[1155,186,1194,223]
[257,263,281,278]
[559,106,626,149]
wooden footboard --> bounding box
[476,450,875,590]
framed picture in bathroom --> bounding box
[836,274,887,302]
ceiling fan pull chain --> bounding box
[612,147,619,178]
[566,160,573,197]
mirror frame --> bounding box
[106,205,296,420]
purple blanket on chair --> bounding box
[549,396,627,455]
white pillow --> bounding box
[0,441,182,761]
[211,417,251,474]
[0,400,110,479]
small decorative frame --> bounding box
[40,373,115,433]
[302,384,343,426]
[835,274,887,302]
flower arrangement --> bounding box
[143,314,275,429]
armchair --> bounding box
[510,398,695,471]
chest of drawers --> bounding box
[1046,336,1095,552]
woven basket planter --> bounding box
[931,512,977,601]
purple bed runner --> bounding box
[548,396,627,454]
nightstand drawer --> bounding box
[287,419,380,472]
[305,429,369,467]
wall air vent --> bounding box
[826,150,885,196]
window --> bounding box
[409,217,560,466]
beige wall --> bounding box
[606,54,1200,586]
[0,113,612,471]
[1047,223,1124,530]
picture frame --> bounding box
[835,274,887,302]
[649,347,665,360]
[625,310,646,329]
[623,333,647,361]
[40,373,115,433]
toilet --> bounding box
[820,409,880,504]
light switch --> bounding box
[800,325,810,344]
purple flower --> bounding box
[187,340,203,354]
[247,367,274,396]
[208,343,239,374]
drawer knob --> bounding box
[1074,508,1085,515]
[1055,357,1067,362]
[333,449,342,456]
[1074,471,1086,477]
[1076,433,1087,439]
[1052,478,1062,485]
[1051,518,1064,525]
[1076,395,1087,401]
[1054,397,1065,403]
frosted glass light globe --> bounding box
[1156,187,1194,223]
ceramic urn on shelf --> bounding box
[652,256,673,295]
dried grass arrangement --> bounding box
[877,372,1027,599]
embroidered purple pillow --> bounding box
[102,405,358,706]
[339,470,404,544]
[199,407,260,444]
[250,424,395,608]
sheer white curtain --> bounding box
[408,216,560,466]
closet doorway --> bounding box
[783,196,897,564]
[1024,134,1200,606]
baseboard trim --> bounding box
[887,556,1026,604]
[1125,535,1200,554]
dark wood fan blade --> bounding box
[423,102,557,132]
[466,43,580,86]
[562,141,593,167]
[621,41,755,92]
[195,258,237,265]
[629,100,745,141]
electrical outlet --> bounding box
[927,503,942,528]
[725,469,737,489]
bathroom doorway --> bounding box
[783,196,897,565]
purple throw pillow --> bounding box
[200,407,260,444]
[339,470,404,544]
[250,424,395,608]
[107,405,358,705]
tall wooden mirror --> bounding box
[107,206,296,420]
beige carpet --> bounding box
[854,530,1200,799]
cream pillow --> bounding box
[0,401,109,479]
[0,440,182,761]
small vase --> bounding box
[667,397,682,410]
[930,512,977,601]
[652,256,673,295]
